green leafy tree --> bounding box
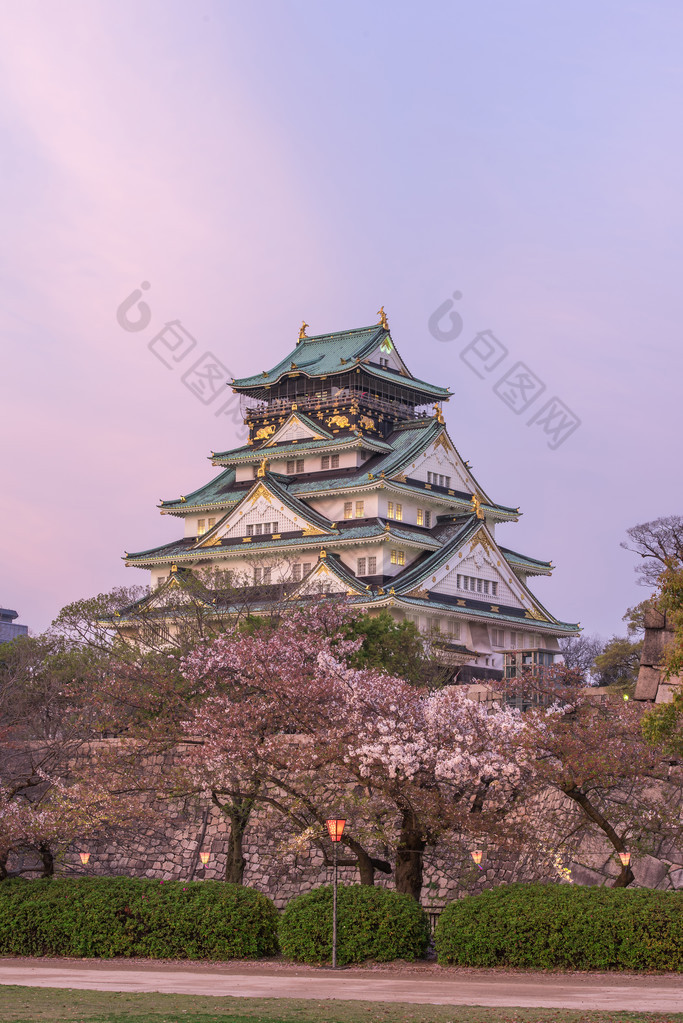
[593,636,643,694]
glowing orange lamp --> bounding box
[326,819,346,842]
[618,851,631,867]
[79,852,90,865]
[199,851,210,865]
[471,850,483,869]
[326,817,347,968]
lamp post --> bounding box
[326,817,346,969]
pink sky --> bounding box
[1,0,681,639]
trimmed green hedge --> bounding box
[0,877,279,959]
[435,883,683,971]
[279,884,430,965]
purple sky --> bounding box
[1,0,681,640]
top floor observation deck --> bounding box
[240,388,441,426]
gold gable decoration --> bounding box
[302,526,326,536]
[470,494,485,520]
[469,529,494,555]
[248,483,273,506]
[525,608,547,622]
[407,586,430,599]
[377,305,389,330]
[255,424,276,441]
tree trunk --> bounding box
[38,843,54,878]
[213,788,259,886]
[394,810,426,901]
[347,838,375,885]
[225,821,247,884]
[0,852,7,882]
[564,785,634,888]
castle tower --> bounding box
[123,315,578,679]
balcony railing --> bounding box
[240,389,437,423]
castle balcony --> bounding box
[240,388,438,424]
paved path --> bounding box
[1,960,683,1012]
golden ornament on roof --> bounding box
[298,321,308,340]
[377,306,389,329]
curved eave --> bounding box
[124,525,441,568]
[211,434,392,466]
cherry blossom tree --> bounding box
[181,599,524,898]
[499,666,683,887]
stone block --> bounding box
[642,629,665,666]
[635,665,662,701]
[569,863,605,886]
[656,683,681,704]
[669,868,683,889]
[644,608,666,630]
[632,854,669,888]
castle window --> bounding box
[254,568,262,584]
[263,567,271,584]
[156,576,167,588]
[246,524,254,536]
[296,458,304,473]
[287,460,295,473]
[355,501,364,518]
[197,518,206,536]
[321,455,330,469]
[367,556,377,574]
[396,503,403,521]
[417,508,431,527]
[491,628,505,647]
[445,620,461,640]
[208,517,216,529]
[357,557,366,576]
[293,564,301,581]
[390,549,405,566]
[331,454,339,468]
[344,501,353,519]
[303,561,311,575]
[388,502,394,518]
[255,524,263,535]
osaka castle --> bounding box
[124,311,579,680]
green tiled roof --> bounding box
[211,434,393,465]
[125,516,441,566]
[232,323,451,400]
[498,546,552,575]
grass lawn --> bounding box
[0,987,682,1023]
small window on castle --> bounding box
[321,455,330,470]
[396,503,403,521]
[344,501,353,519]
[387,502,394,519]
[263,567,271,584]
[390,549,405,566]
[417,509,424,526]
[156,576,167,589]
[331,454,339,468]
[425,510,431,527]
[254,567,262,584]
[296,458,304,473]
[357,557,367,576]
[355,501,364,518]
[293,564,302,582]
[197,519,206,536]
[246,524,254,537]
[255,523,263,536]
[491,582,498,597]
[492,628,505,647]
[303,562,311,575]
[286,460,295,473]
[208,517,216,530]
[367,556,377,574]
